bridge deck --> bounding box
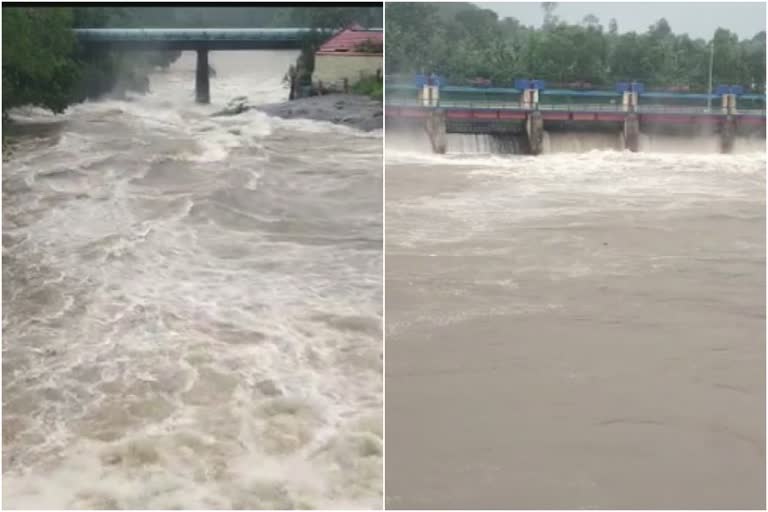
[74,28,331,50]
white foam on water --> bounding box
[543,131,623,153]
[387,150,765,249]
[446,133,494,153]
[5,105,64,123]
[3,50,382,509]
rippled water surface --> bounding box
[3,51,382,509]
[385,145,765,509]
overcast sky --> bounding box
[474,2,766,39]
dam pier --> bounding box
[386,78,766,154]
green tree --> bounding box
[541,2,559,29]
[2,7,80,114]
[742,31,766,91]
[582,14,600,29]
[712,28,744,85]
[385,1,765,92]
[385,2,442,75]
[608,18,618,36]
[286,6,381,29]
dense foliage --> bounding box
[2,8,80,114]
[352,74,384,100]
[386,2,766,92]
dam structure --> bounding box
[386,78,767,154]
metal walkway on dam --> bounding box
[386,82,767,109]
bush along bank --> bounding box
[351,74,383,101]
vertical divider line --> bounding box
[381,2,387,509]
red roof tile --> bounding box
[316,27,383,55]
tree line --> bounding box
[385,2,766,92]
[2,6,383,117]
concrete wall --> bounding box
[313,54,382,90]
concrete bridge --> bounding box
[74,28,330,103]
[386,83,766,154]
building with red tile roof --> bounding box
[316,24,383,56]
[313,25,382,92]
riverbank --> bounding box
[2,117,63,161]
[215,94,382,132]
[2,134,12,161]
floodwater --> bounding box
[385,138,765,508]
[3,51,382,509]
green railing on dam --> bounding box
[386,82,767,111]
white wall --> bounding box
[313,54,382,90]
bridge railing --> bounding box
[386,98,767,116]
[74,28,322,43]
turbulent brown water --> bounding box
[385,146,765,508]
[3,51,382,509]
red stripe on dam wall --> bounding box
[739,117,767,126]
[595,113,626,121]
[445,110,474,119]
[640,114,721,124]
[498,111,526,120]
[541,112,570,121]
[473,111,501,119]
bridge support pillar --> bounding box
[720,115,735,154]
[196,49,210,104]
[425,109,447,154]
[526,110,543,155]
[721,93,736,115]
[624,113,640,152]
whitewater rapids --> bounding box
[3,51,383,509]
